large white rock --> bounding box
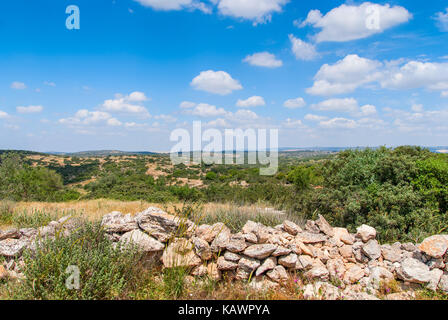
[136,207,195,243]
[397,258,433,284]
[119,229,164,252]
[101,211,138,233]
[162,238,202,268]
[356,224,376,242]
[418,235,448,259]
[362,240,381,260]
[0,239,28,257]
[278,253,298,268]
[243,244,277,259]
[255,257,277,276]
[315,215,334,237]
[191,236,212,260]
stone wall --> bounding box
[1,206,448,300]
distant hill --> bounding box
[47,150,160,157]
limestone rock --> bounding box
[136,207,195,242]
[272,246,291,257]
[223,251,241,262]
[333,227,354,245]
[210,225,231,253]
[0,239,28,257]
[199,223,230,244]
[326,258,346,280]
[162,238,201,268]
[266,265,289,283]
[119,229,164,252]
[0,229,20,240]
[249,276,279,291]
[282,220,302,236]
[207,262,221,281]
[191,264,208,277]
[225,234,247,253]
[427,268,443,291]
[356,225,376,242]
[305,266,329,281]
[255,257,277,276]
[238,257,261,272]
[278,253,298,268]
[296,232,327,244]
[396,258,432,284]
[438,273,448,292]
[243,244,277,259]
[315,215,334,237]
[362,240,381,260]
[381,244,402,263]
[101,211,138,233]
[343,264,365,284]
[217,256,238,271]
[296,255,314,270]
[191,236,212,260]
[418,235,448,259]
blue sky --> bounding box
[1,0,448,152]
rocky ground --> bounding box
[1,206,448,300]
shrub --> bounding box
[8,222,145,300]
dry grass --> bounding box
[4,200,298,228]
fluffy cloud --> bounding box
[236,96,266,108]
[101,92,150,117]
[385,107,448,133]
[283,97,306,109]
[319,117,358,129]
[59,110,121,127]
[243,52,283,68]
[191,70,242,95]
[300,2,411,43]
[304,114,328,121]
[289,35,317,61]
[11,81,26,90]
[434,8,448,32]
[179,101,196,109]
[307,54,382,96]
[16,105,44,114]
[0,111,9,119]
[283,118,304,128]
[188,103,228,117]
[217,0,289,25]
[133,0,210,12]
[311,98,377,117]
[380,61,448,91]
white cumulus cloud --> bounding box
[16,105,44,114]
[300,2,411,43]
[283,97,306,109]
[101,92,150,117]
[217,0,289,25]
[243,52,283,68]
[289,35,317,61]
[236,96,266,108]
[191,70,242,95]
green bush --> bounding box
[8,222,145,300]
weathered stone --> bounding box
[332,227,354,246]
[427,268,444,291]
[243,233,258,243]
[296,255,314,270]
[303,282,342,300]
[418,235,448,259]
[191,264,208,277]
[162,238,201,268]
[401,242,416,252]
[210,225,231,253]
[119,229,164,252]
[381,244,402,263]
[255,257,277,276]
[326,258,346,280]
[315,215,334,237]
[305,220,321,234]
[207,262,221,281]
[305,266,329,280]
[195,224,212,241]
[343,264,365,284]
[217,256,238,271]
[438,273,448,292]
[356,224,376,242]
[0,229,20,240]
[339,245,353,259]
[296,232,327,244]
[242,220,259,234]
[235,268,251,281]
[200,223,230,244]
[266,265,289,283]
[427,258,445,270]
[223,251,241,262]
[136,207,195,242]
[367,267,394,289]
[243,244,277,259]
[282,220,302,236]
[226,234,247,253]
[19,228,37,238]
[101,211,138,233]
[272,246,291,257]
[191,236,212,260]
[238,257,261,272]
[278,253,298,268]
[249,276,279,291]
[362,240,381,260]
[396,258,432,284]
[0,239,27,257]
